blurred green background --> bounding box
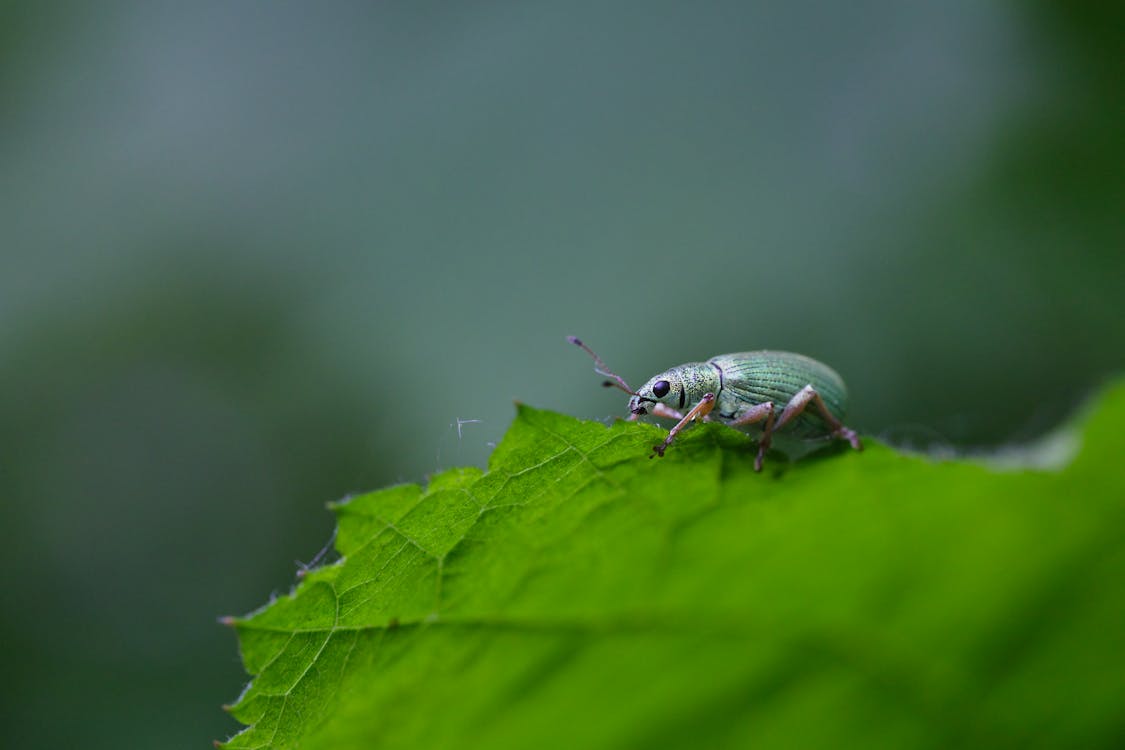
[1,1,1121,748]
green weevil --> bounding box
[568,336,862,471]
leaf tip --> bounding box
[513,400,534,418]
[218,615,237,627]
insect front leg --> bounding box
[771,385,863,452]
[650,394,715,458]
[650,403,685,421]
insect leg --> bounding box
[772,385,864,451]
[728,402,776,472]
[649,403,686,421]
[651,393,715,458]
[728,402,775,428]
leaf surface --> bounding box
[220,384,1125,749]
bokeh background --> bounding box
[1,1,1121,748]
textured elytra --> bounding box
[220,386,1125,750]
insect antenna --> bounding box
[567,336,636,395]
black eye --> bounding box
[652,380,671,398]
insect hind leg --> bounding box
[773,385,863,452]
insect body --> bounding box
[568,337,862,471]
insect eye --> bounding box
[652,380,671,398]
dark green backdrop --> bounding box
[1,2,1121,747]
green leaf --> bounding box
[219,383,1125,750]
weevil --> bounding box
[568,336,862,471]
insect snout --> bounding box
[628,395,649,416]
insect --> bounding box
[568,336,862,471]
